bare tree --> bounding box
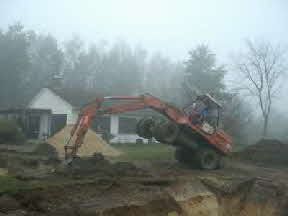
[234,40,286,136]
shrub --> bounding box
[0,119,25,144]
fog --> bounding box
[0,0,287,143]
[1,0,287,61]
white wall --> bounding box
[28,88,75,124]
[110,134,148,144]
[71,108,80,124]
[110,115,119,135]
[109,115,148,144]
[39,113,51,139]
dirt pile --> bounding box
[0,141,58,158]
[237,139,288,167]
[0,142,60,180]
[58,153,149,178]
[201,176,288,216]
[47,125,121,158]
[32,142,59,159]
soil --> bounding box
[0,157,288,216]
[47,125,121,158]
[32,143,58,159]
[2,139,288,215]
[236,139,288,167]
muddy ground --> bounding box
[0,159,288,216]
[1,140,288,216]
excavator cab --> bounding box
[184,94,221,134]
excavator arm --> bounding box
[64,94,189,160]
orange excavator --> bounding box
[65,93,232,170]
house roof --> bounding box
[48,87,103,107]
[0,108,51,114]
[50,89,159,117]
[0,86,97,110]
[0,87,164,119]
[0,93,34,109]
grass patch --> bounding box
[111,143,175,161]
[0,176,32,195]
[0,175,104,196]
[0,143,175,195]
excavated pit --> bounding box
[2,163,288,216]
[2,139,288,216]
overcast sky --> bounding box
[1,0,287,112]
[1,0,287,62]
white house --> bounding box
[28,87,154,143]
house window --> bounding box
[119,117,137,134]
[93,116,110,133]
[51,114,67,136]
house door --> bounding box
[28,115,41,139]
[51,114,67,135]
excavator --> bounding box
[64,93,232,170]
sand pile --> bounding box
[238,139,288,167]
[47,125,121,158]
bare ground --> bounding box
[0,157,288,216]
[1,141,288,216]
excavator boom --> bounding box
[65,94,187,160]
[64,94,232,163]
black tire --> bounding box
[174,147,195,164]
[136,118,155,139]
[218,157,225,169]
[153,121,179,144]
[195,147,221,170]
[175,147,186,163]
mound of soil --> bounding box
[238,139,288,167]
[33,142,59,159]
[58,153,148,178]
[47,125,121,158]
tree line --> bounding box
[0,23,286,142]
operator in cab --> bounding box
[188,94,220,129]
